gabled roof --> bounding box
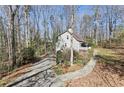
[58,31,84,42]
[72,31,84,42]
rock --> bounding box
[6,57,57,87]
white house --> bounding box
[56,29,90,52]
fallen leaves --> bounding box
[65,62,124,87]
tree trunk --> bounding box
[17,10,21,53]
[24,6,29,48]
[7,21,12,60]
[11,12,16,69]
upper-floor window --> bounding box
[67,35,69,39]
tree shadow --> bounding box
[104,46,124,50]
[95,55,124,77]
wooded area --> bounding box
[0,5,124,79]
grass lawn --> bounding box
[96,47,124,77]
[96,47,124,62]
[97,48,116,57]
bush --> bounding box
[86,38,96,48]
[17,47,35,66]
[63,49,71,61]
[73,50,80,60]
[36,45,45,56]
[54,65,63,75]
[56,49,81,65]
[56,50,63,64]
[56,49,71,65]
[22,47,35,60]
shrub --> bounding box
[63,49,71,61]
[56,50,63,64]
[73,50,81,60]
[56,49,71,65]
[36,45,45,56]
[54,65,63,75]
[86,38,96,48]
[17,47,35,66]
[56,49,81,65]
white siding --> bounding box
[73,37,80,51]
[56,32,80,52]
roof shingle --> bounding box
[58,30,84,42]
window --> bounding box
[67,35,69,39]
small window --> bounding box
[67,35,69,39]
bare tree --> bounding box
[9,5,19,68]
[93,6,100,46]
[24,5,30,48]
